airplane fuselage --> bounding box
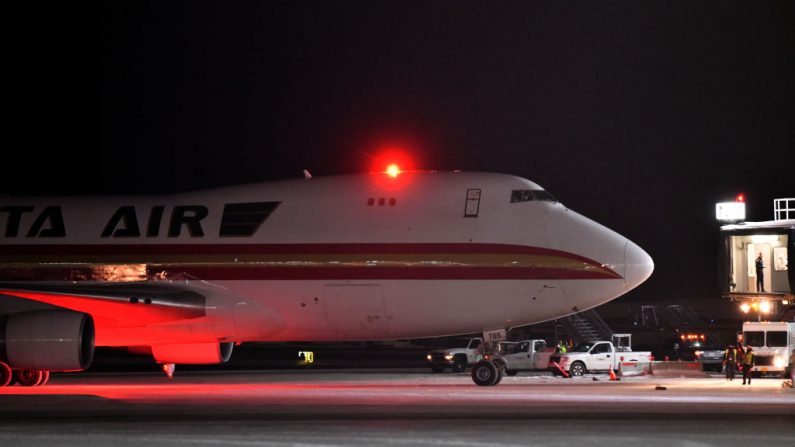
[1,171,654,347]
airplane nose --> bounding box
[545,206,653,303]
[623,240,654,290]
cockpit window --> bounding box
[510,190,558,203]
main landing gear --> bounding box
[0,362,50,387]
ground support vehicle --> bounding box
[694,347,725,372]
[470,339,551,385]
[549,340,652,377]
[742,321,795,377]
[494,339,553,376]
[667,333,724,372]
[427,337,483,373]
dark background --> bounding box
[5,1,795,309]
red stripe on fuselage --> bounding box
[155,266,617,281]
[0,243,622,280]
[0,243,591,259]
[0,266,618,281]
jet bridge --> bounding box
[719,198,795,321]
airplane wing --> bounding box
[0,282,207,328]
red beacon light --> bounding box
[736,193,745,203]
[386,164,401,178]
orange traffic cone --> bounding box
[609,365,619,381]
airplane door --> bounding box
[464,189,481,217]
[324,284,389,338]
[746,243,772,293]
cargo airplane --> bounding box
[0,169,653,386]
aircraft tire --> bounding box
[0,362,12,387]
[491,366,504,385]
[472,360,500,386]
[15,370,44,387]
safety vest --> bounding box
[743,351,754,365]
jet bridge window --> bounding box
[510,190,558,203]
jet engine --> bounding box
[150,342,234,364]
[1,309,95,371]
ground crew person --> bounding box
[723,345,737,381]
[555,340,567,354]
[741,346,755,385]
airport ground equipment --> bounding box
[470,338,553,385]
[694,347,725,372]
[491,339,552,376]
[719,207,794,315]
[742,321,795,377]
[559,309,613,344]
[549,339,652,377]
[426,337,483,373]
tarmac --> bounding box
[1,369,793,446]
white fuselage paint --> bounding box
[0,172,654,344]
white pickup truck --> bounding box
[493,339,553,376]
[549,340,652,377]
[426,337,483,373]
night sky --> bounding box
[6,2,795,306]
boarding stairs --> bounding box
[661,304,702,329]
[640,305,659,328]
[559,309,614,344]
[640,304,704,330]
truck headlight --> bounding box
[774,356,786,368]
[426,354,432,361]
[444,354,454,361]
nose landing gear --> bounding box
[471,360,504,386]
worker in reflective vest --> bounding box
[741,346,755,385]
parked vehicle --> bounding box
[743,321,795,377]
[427,337,483,373]
[664,333,724,372]
[493,339,553,376]
[692,346,725,372]
[549,339,652,377]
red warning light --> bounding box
[372,149,414,176]
[736,194,745,202]
[386,164,400,177]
